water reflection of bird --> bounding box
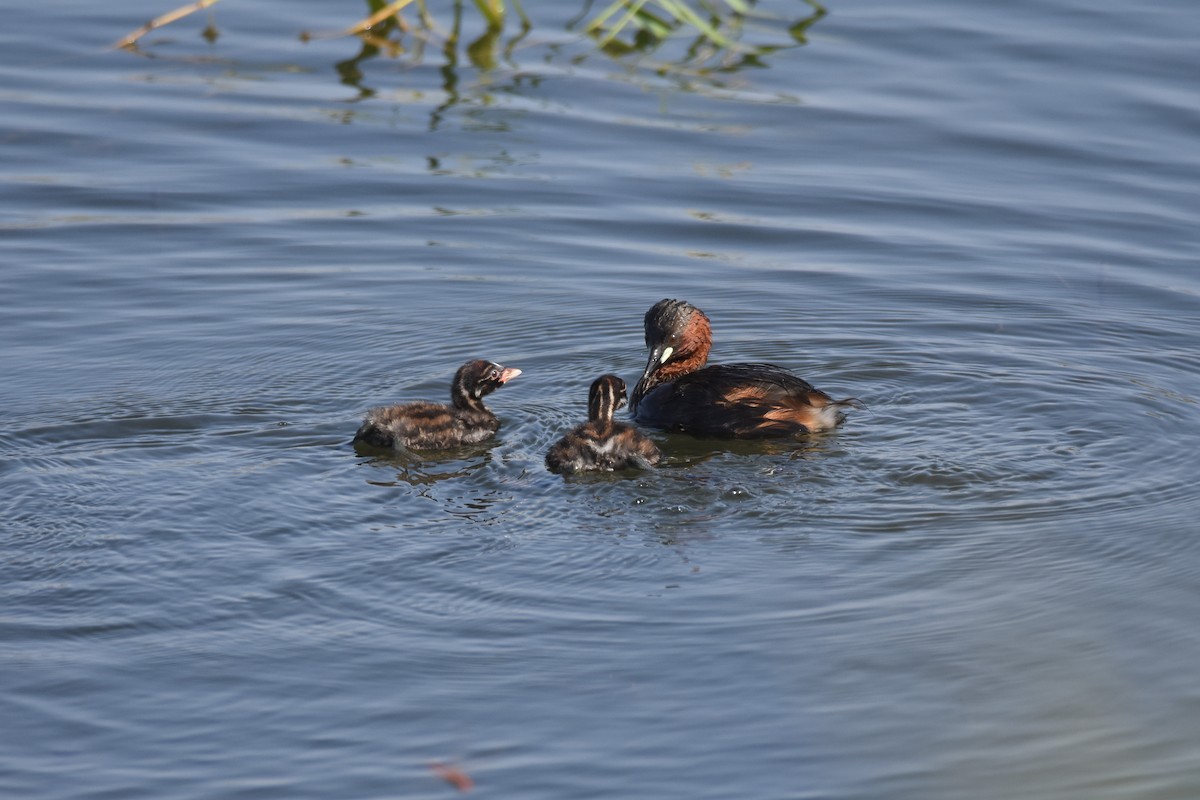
[631,299,860,438]
[354,359,521,450]
[546,374,661,474]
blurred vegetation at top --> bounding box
[117,0,827,77]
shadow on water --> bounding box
[353,439,498,487]
[655,428,849,467]
[352,440,527,527]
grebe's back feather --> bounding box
[636,363,860,438]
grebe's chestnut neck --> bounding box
[632,299,712,412]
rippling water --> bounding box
[3,0,1199,797]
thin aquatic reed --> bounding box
[586,0,738,49]
[345,0,421,36]
[114,0,824,77]
[114,0,221,49]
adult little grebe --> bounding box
[630,299,860,438]
[546,374,662,474]
[354,359,521,450]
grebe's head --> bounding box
[452,359,521,408]
[588,374,627,422]
[634,299,712,396]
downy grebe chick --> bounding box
[354,359,521,450]
[546,374,662,474]
[630,299,860,438]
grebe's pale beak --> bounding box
[638,343,673,383]
[632,343,673,407]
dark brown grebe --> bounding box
[630,299,860,438]
[354,359,521,450]
[546,374,662,474]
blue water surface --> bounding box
[2,0,1199,797]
